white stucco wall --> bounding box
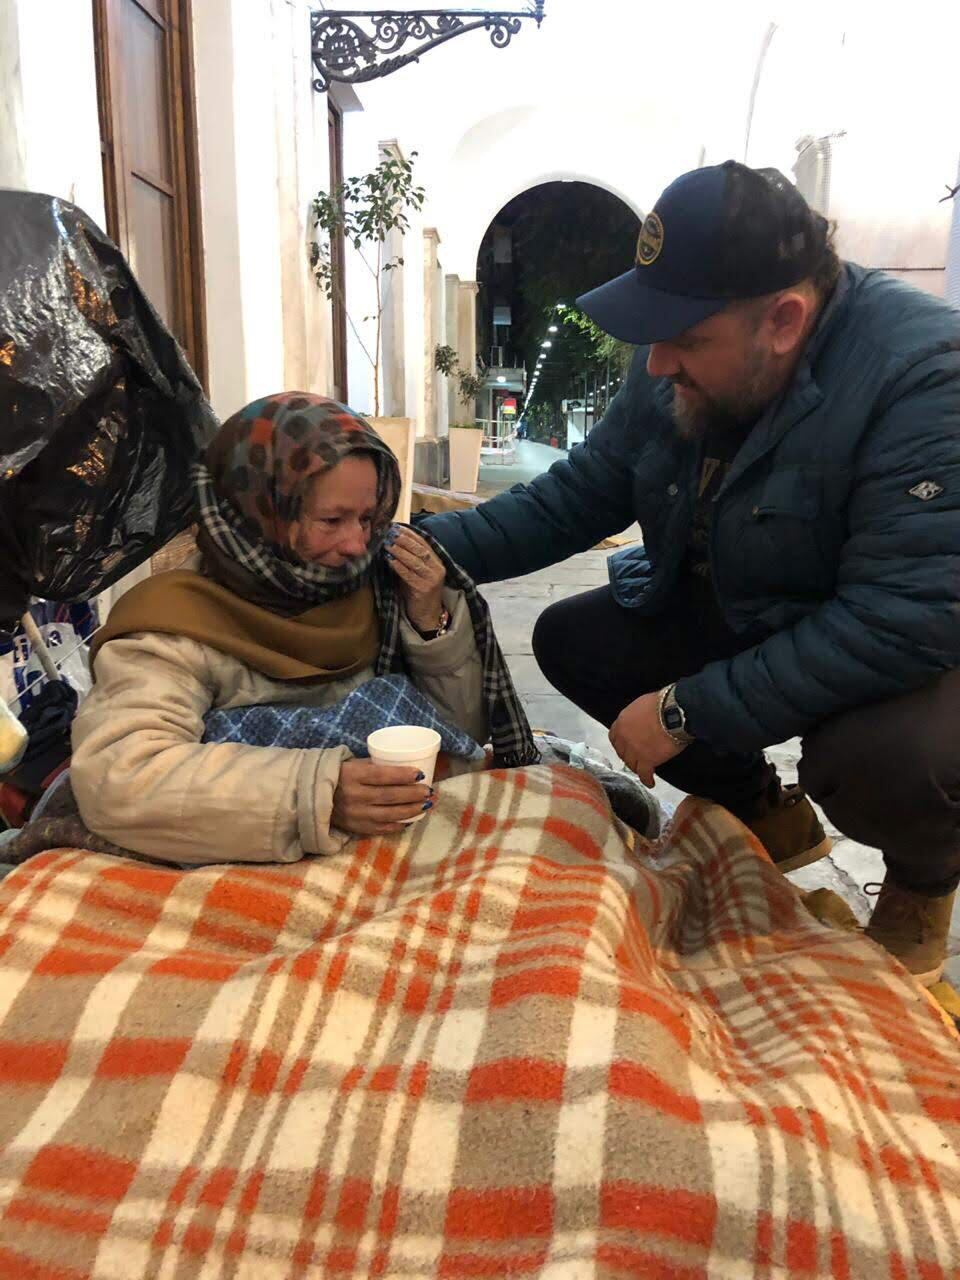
[193,0,333,418]
[0,1,27,190]
[742,10,960,295]
[324,0,959,389]
[2,0,335,421]
[5,0,957,441]
[340,114,396,418]
[0,0,105,227]
[322,0,724,426]
[339,122,435,432]
[322,0,723,284]
[427,104,665,283]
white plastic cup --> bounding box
[366,726,442,822]
[0,701,28,774]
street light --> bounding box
[541,340,552,348]
[548,324,558,333]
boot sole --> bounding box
[775,835,833,875]
[862,929,946,990]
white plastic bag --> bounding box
[0,601,97,713]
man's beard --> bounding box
[670,345,777,439]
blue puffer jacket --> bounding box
[423,266,960,752]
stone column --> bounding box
[946,152,960,308]
[381,220,407,416]
[457,280,480,422]
[422,227,442,437]
[444,273,460,430]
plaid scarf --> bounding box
[194,394,538,768]
[371,530,538,768]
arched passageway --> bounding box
[475,181,641,444]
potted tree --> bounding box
[435,344,485,493]
[311,153,425,517]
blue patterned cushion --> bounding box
[202,674,484,761]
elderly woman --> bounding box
[70,394,536,865]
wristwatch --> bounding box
[657,683,695,748]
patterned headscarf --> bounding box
[193,393,538,768]
[194,392,399,607]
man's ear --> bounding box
[767,289,814,356]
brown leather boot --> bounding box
[865,878,956,988]
[741,781,832,874]
[801,887,860,932]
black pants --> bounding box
[532,581,960,895]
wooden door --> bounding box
[93,0,206,382]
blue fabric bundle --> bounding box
[202,674,485,762]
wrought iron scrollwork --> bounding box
[311,5,545,92]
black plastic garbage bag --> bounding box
[0,191,218,631]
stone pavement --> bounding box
[480,547,960,985]
[477,439,566,497]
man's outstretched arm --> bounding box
[421,352,649,582]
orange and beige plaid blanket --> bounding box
[0,764,958,1279]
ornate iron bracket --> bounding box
[311,4,545,92]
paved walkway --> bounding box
[481,547,960,985]
[476,438,567,498]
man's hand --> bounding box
[332,758,434,835]
[609,691,684,786]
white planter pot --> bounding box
[448,427,483,494]
[367,416,415,522]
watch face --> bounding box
[664,706,684,732]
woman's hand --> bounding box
[386,528,447,633]
[331,758,435,835]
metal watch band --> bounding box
[657,683,695,748]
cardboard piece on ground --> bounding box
[412,483,481,516]
[929,981,960,1037]
[370,418,415,523]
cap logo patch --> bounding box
[636,213,664,266]
[908,480,943,501]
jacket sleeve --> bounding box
[400,588,487,745]
[71,633,352,865]
[677,356,960,751]
[420,351,649,582]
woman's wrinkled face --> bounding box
[288,454,380,567]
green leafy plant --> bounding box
[433,343,458,377]
[554,305,634,374]
[434,344,485,414]
[311,152,425,416]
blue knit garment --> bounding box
[202,674,485,761]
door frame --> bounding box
[92,0,207,386]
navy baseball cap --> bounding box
[577,161,831,345]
